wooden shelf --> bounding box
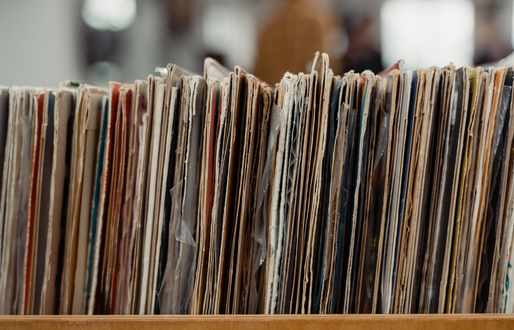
[1,314,513,330]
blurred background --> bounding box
[0,0,512,87]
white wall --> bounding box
[0,0,169,87]
[0,0,84,87]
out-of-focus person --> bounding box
[342,16,383,75]
[254,0,342,85]
[474,11,513,65]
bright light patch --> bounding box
[510,0,514,48]
[381,0,474,69]
[82,0,137,32]
[202,5,256,70]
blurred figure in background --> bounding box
[254,0,342,84]
[342,16,383,74]
[474,9,513,66]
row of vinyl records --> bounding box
[1,52,514,316]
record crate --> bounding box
[3,53,514,329]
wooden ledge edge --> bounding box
[1,314,513,330]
